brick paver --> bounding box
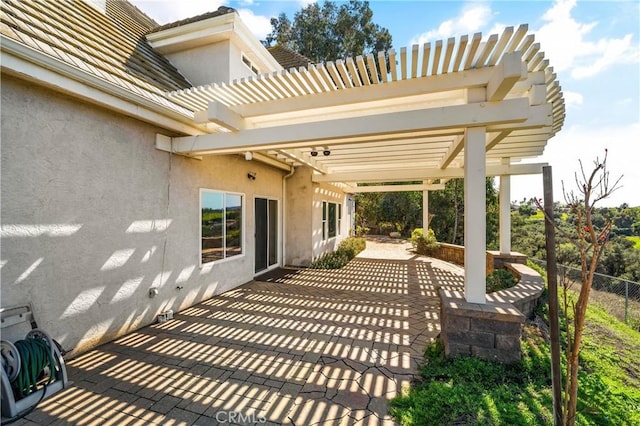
[15,238,464,425]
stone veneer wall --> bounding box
[438,263,545,363]
[428,243,494,274]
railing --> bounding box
[531,258,640,329]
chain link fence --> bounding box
[531,258,640,330]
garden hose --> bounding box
[11,337,56,399]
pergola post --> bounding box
[499,158,512,255]
[464,126,487,304]
[422,184,429,229]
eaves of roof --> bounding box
[149,6,236,34]
[0,0,198,131]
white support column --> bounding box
[464,126,487,304]
[499,158,512,255]
[423,185,429,229]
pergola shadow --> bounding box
[23,254,464,425]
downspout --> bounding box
[282,166,296,267]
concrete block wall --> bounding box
[438,263,545,363]
[439,289,525,363]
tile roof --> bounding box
[150,6,236,33]
[1,0,192,110]
[267,45,312,70]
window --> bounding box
[322,201,341,240]
[200,190,243,265]
[242,55,259,75]
[328,203,337,238]
[322,201,327,240]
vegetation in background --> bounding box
[390,311,640,426]
[627,235,640,249]
[263,0,392,63]
[309,236,366,269]
[410,228,439,255]
[355,178,500,245]
[513,200,640,282]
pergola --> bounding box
[156,24,565,304]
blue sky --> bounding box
[131,0,640,207]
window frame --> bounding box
[322,201,342,241]
[322,201,327,240]
[199,189,245,267]
[241,54,260,75]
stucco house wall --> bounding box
[162,41,258,86]
[0,75,285,356]
[285,167,314,266]
[284,167,349,266]
[312,181,348,260]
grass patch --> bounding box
[627,235,640,249]
[390,303,640,425]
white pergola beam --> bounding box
[193,100,246,131]
[251,152,293,172]
[275,148,328,174]
[313,162,547,183]
[351,184,445,193]
[485,130,511,151]
[166,98,531,155]
[439,134,465,169]
[487,52,526,102]
[231,67,495,118]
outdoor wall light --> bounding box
[247,172,256,180]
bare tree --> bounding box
[544,151,622,425]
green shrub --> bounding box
[411,228,439,255]
[378,221,397,234]
[309,237,366,269]
[339,236,366,256]
[486,268,517,292]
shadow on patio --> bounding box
[16,244,464,425]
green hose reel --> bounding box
[1,306,69,423]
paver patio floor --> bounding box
[16,238,464,425]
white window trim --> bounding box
[323,201,340,241]
[199,188,246,267]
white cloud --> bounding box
[410,3,493,45]
[237,8,273,40]
[535,0,638,80]
[511,122,640,207]
[562,91,583,109]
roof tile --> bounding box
[267,45,313,70]
[1,0,192,111]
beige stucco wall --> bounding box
[284,167,349,266]
[0,76,284,356]
[165,40,257,85]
